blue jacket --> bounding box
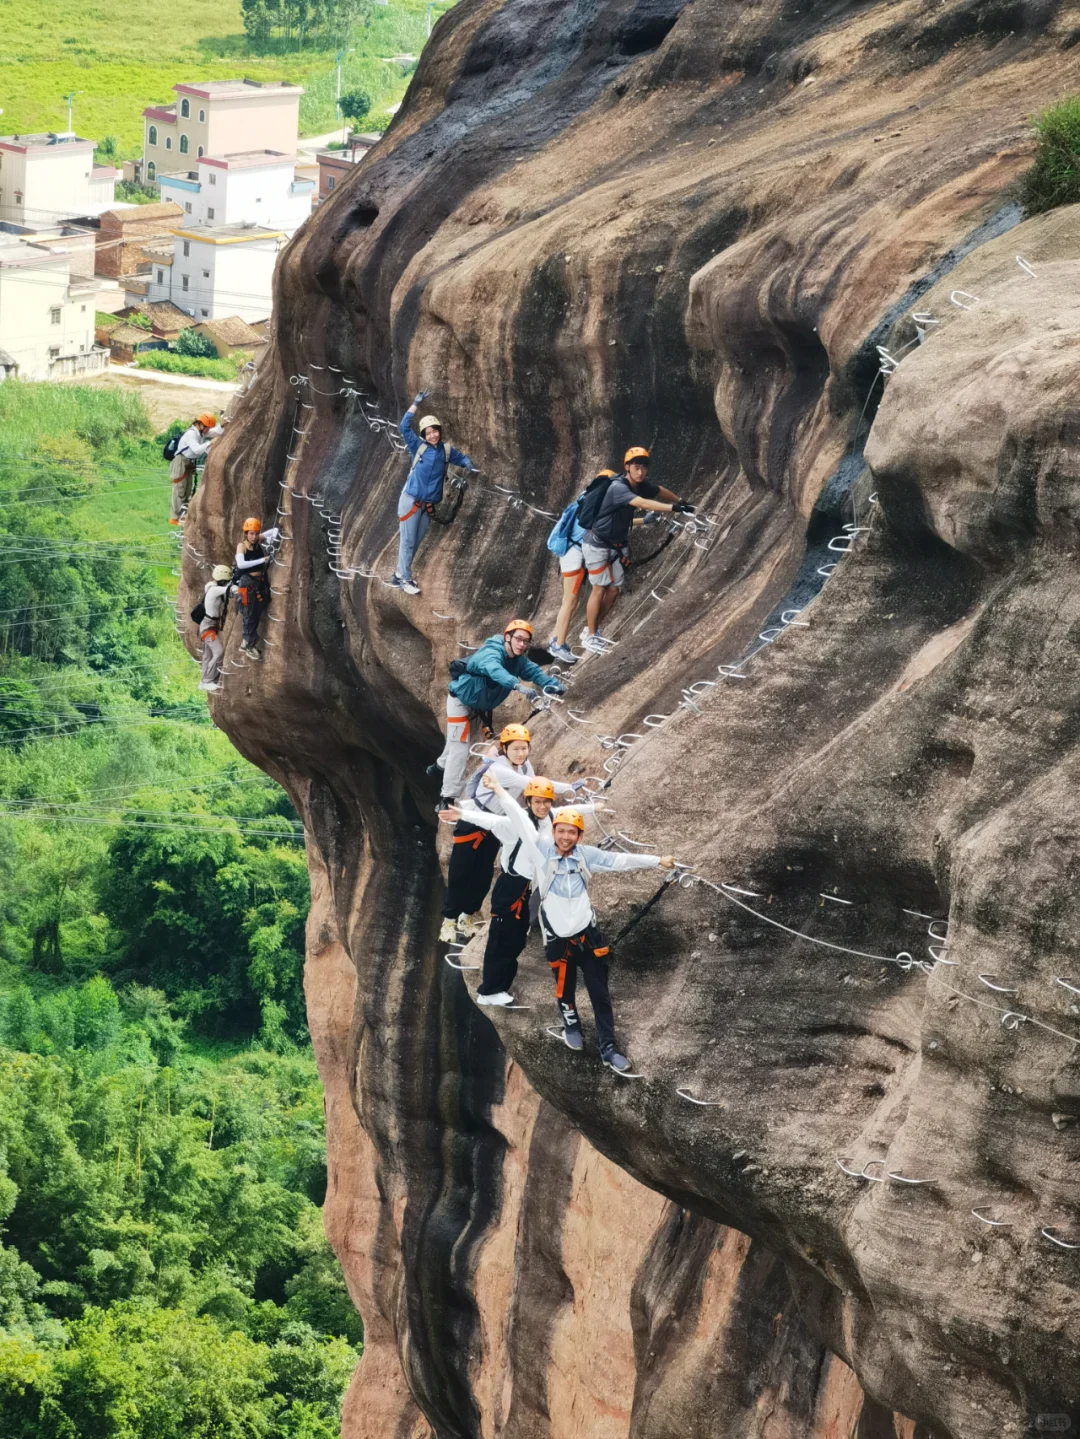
[449,633,562,711]
[401,412,471,503]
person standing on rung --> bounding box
[579,447,694,654]
[481,770,674,1074]
[428,618,565,809]
[392,392,475,596]
[196,564,233,691]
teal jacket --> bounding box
[448,633,562,711]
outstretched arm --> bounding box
[577,846,675,873]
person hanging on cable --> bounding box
[167,413,222,526]
[545,467,616,665]
[392,392,476,596]
[428,618,565,810]
[195,564,233,692]
[441,775,598,1004]
[480,769,674,1073]
[233,517,280,661]
[580,447,694,654]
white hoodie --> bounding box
[455,797,597,880]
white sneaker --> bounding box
[580,633,609,654]
[438,917,457,943]
[401,579,421,596]
[455,913,478,940]
[476,991,515,1006]
[548,638,579,665]
[205,683,221,692]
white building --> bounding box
[144,223,282,323]
[0,233,106,380]
[158,151,312,235]
[0,133,117,227]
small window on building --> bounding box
[207,207,215,220]
[179,134,189,155]
[209,173,216,185]
[182,275,189,291]
[50,307,61,325]
[81,304,86,313]
[49,347,60,360]
[184,201,192,213]
[199,108,205,123]
[327,175,335,190]
[165,137,172,151]
[197,146,204,158]
[157,269,164,284]
[79,344,84,352]
[148,125,158,146]
[147,161,156,181]
[180,98,190,118]
[14,191,22,205]
[182,241,190,257]
[202,269,209,278]
[201,308,209,317]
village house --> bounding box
[0,232,106,380]
[95,202,184,279]
[141,80,303,184]
[190,315,266,359]
[158,151,312,235]
[316,147,366,205]
[144,223,283,324]
[0,133,117,227]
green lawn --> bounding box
[1,0,456,154]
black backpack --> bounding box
[574,472,618,533]
[190,598,206,624]
[163,434,181,461]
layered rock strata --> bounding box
[186,0,1080,1433]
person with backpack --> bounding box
[233,518,280,660]
[580,447,694,653]
[545,468,616,665]
[391,393,476,596]
[441,775,597,1003]
[195,564,234,692]
[428,618,565,808]
[167,414,221,526]
[480,769,675,1073]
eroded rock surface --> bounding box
[186,0,1080,1433]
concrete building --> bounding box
[95,201,184,279]
[158,151,312,235]
[316,147,365,204]
[142,80,303,183]
[0,233,106,380]
[144,223,282,323]
[0,133,118,227]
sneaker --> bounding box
[438,917,458,943]
[561,1024,584,1052]
[455,913,478,941]
[400,579,421,596]
[601,1046,633,1074]
[387,573,404,590]
[580,633,609,655]
[476,991,515,1007]
[204,682,221,692]
[548,638,579,665]
[168,518,180,526]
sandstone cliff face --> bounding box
[186,0,1080,1434]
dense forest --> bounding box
[0,382,358,1437]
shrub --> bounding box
[1022,95,1080,214]
[175,329,219,360]
[134,353,240,382]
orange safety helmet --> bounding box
[524,776,556,800]
[551,806,585,833]
[197,412,218,429]
[504,618,533,638]
[241,517,262,533]
[624,446,650,467]
[499,722,531,746]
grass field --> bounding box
[1,0,455,153]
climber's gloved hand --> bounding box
[546,680,567,696]
[671,501,696,515]
[413,390,429,406]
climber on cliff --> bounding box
[168,413,222,526]
[428,619,565,810]
[545,467,615,665]
[233,518,280,661]
[196,564,234,692]
[580,448,694,654]
[392,392,477,596]
[481,770,674,1072]
[441,776,597,1003]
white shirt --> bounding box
[456,797,596,879]
[202,579,231,619]
[466,756,575,815]
[177,423,222,462]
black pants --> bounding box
[442,823,501,919]
[544,924,615,1052]
[478,872,531,996]
[237,579,268,647]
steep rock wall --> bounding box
[186,0,1080,1434]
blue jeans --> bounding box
[395,487,431,583]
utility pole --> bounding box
[64,92,78,134]
[426,2,436,36]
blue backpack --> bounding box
[546,501,580,557]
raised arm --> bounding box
[484,775,547,882]
[234,549,266,571]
